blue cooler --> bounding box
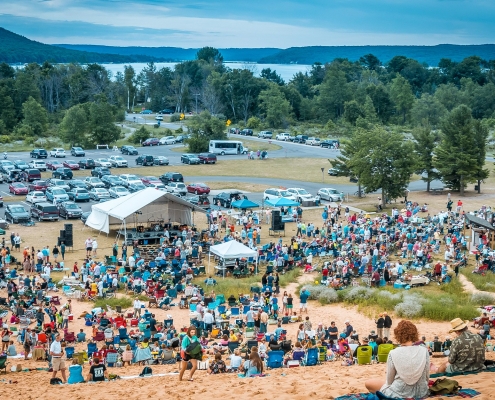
[393,282,405,289]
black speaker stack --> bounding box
[58,223,73,247]
[271,210,285,231]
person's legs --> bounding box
[179,359,188,381]
[365,378,385,393]
[435,361,449,373]
[189,359,197,380]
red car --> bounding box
[63,160,80,170]
[28,180,49,192]
[9,182,28,195]
[46,160,64,171]
[141,176,162,186]
[186,182,210,194]
[142,138,160,146]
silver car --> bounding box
[89,188,110,200]
[109,186,130,198]
[317,188,344,202]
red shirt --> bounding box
[73,264,78,273]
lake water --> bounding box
[103,62,313,82]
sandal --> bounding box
[188,378,194,381]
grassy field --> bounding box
[460,267,495,292]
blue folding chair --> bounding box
[128,339,137,351]
[164,319,174,328]
[208,301,218,311]
[303,347,318,366]
[243,305,251,314]
[113,336,120,345]
[65,346,75,359]
[118,328,129,341]
[216,294,225,304]
[143,329,151,340]
[230,307,240,317]
[87,342,97,357]
[167,289,178,299]
[217,305,226,314]
[266,350,284,368]
[190,303,197,311]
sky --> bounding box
[1,0,494,48]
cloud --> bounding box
[1,0,494,47]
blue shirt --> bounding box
[300,291,309,303]
[68,364,84,384]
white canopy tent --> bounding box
[85,187,205,234]
[208,240,259,278]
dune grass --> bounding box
[94,296,133,309]
[460,267,495,292]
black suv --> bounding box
[294,135,309,144]
[31,202,59,221]
[30,149,48,159]
[5,204,30,224]
[78,158,95,169]
[240,129,253,136]
[160,172,184,184]
[121,145,138,155]
[101,175,124,188]
[52,167,73,180]
[135,154,154,166]
[212,191,242,208]
[58,201,83,219]
[91,167,111,178]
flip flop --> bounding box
[188,378,194,381]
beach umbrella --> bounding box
[231,198,259,209]
[265,197,300,207]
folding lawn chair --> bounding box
[377,344,394,363]
[266,350,284,369]
[356,346,373,365]
[302,347,319,366]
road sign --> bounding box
[226,119,231,126]
[180,113,185,120]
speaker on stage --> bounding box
[272,210,282,230]
[64,223,73,233]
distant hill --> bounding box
[55,45,281,62]
[0,27,161,63]
[257,45,495,66]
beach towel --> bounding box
[430,366,495,379]
[237,373,269,378]
[334,389,480,400]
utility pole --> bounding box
[193,93,200,114]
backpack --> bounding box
[50,377,63,385]
[139,366,152,377]
[429,378,460,395]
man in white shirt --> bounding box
[203,309,214,333]
[50,333,67,383]
[92,239,98,257]
[128,255,135,268]
[42,264,51,280]
[133,297,141,318]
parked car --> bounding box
[109,156,128,168]
[153,156,169,165]
[328,165,347,176]
[155,115,163,121]
[26,191,47,204]
[13,160,29,170]
[50,148,66,158]
[276,132,292,141]
[68,179,88,189]
[186,183,210,195]
[286,188,315,202]
[9,182,28,195]
[306,137,321,146]
[119,174,141,188]
[212,191,242,208]
[67,188,90,202]
[166,182,187,196]
[89,188,110,201]
[229,127,240,134]
[140,109,152,114]
[148,182,167,191]
[258,131,273,139]
[101,175,124,189]
[181,154,200,164]
[30,149,48,159]
[28,180,48,192]
[121,145,138,155]
[58,201,83,219]
[159,108,174,114]
[294,135,308,144]
[0,160,15,171]
[160,172,183,184]
[136,154,154,166]
[46,160,64,171]
[5,204,30,223]
[197,153,217,164]
[94,158,112,168]
[47,178,70,191]
[28,160,47,171]
[63,160,80,170]
[0,196,3,208]
[175,135,188,143]
[3,169,22,183]
[263,188,296,201]
[70,147,85,157]
[84,177,105,189]
[30,202,59,221]
[240,129,253,136]
[21,169,41,182]
[52,168,73,180]
[320,139,340,149]
[46,187,69,203]
[78,158,95,169]
[317,188,344,202]
[91,167,111,178]
[109,186,130,198]
[81,211,91,223]
[159,136,176,145]
[128,181,146,193]
[141,176,162,186]
[142,138,160,147]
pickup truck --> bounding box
[276,132,291,141]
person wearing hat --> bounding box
[353,337,370,357]
[434,318,485,374]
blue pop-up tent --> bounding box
[231,199,259,209]
[265,197,300,207]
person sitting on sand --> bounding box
[228,348,243,371]
[121,344,133,366]
[87,357,108,382]
[365,320,429,399]
[68,359,85,384]
[209,353,227,374]
[433,318,485,374]
[241,352,264,377]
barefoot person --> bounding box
[179,326,201,382]
[50,333,67,383]
[365,320,429,398]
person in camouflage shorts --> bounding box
[435,318,485,374]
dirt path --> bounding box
[458,272,494,297]
[283,271,315,297]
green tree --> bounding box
[87,96,121,146]
[258,83,292,128]
[411,93,447,127]
[59,104,89,146]
[196,47,224,66]
[129,126,151,145]
[389,75,415,124]
[21,96,48,138]
[412,122,438,192]
[260,68,284,86]
[359,54,381,71]
[434,105,480,195]
[472,120,489,193]
[187,111,227,152]
[342,127,416,206]
[343,100,363,125]
[318,68,352,120]
[366,85,393,123]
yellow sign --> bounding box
[226,119,231,126]
[180,113,185,120]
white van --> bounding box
[263,188,297,201]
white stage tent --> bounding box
[85,187,205,234]
[208,240,259,277]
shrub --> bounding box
[394,300,423,318]
[319,288,339,304]
[129,126,150,144]
[344,286,375,301]
[246,117,261,130]
[471,292,495,306]
[153,124,160,128]
[0,135,10,144]
[94,296,132,309]
[170,113,181,122]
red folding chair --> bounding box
[154,289,165,299]
[50,296,61,305]
[64,331,76,343]
[93,331,105,342]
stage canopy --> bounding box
[85,188,205,233]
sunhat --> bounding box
[448,318,469,333]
